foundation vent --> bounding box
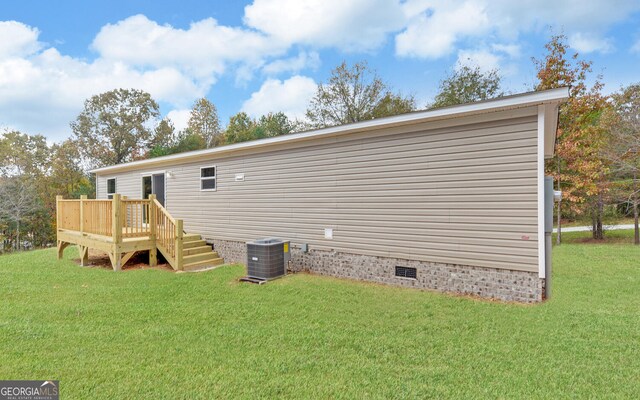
[395,266,417,279]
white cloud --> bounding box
[263,51,320,75]
[244,0,640,59]
[491,43,521,58]
[486,0,640,37]
[396,1,491,58]
[395,0,640,58]
[242,75,317,120]
[244,0,406,51]
[92,14,287,81]
[2,1,640,141]
[633,39,640,53]
[569,32,614,54]
[0,44,205,139]
[166,109,191,132]
[0,21,41,58]
[0,15,292,141]
[456,49,501,72]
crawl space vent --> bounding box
[395,266,417,279]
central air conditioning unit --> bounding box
[243,238,290,283]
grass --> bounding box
[554,227,639,244]
[1,234,639,399]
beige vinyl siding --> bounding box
[96,107,540,272]
[96,178,105,199]
[97,175,143,200]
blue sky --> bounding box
[1,0,640,142]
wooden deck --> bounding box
[57,194,191,271]
[57,194,224,271]
[56,229,155,270]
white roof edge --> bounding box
[91,87,570,174]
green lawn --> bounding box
[558,217,636,228]
[1,235,639,399]
[554,227,639,244]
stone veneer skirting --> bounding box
[211,238,545,303]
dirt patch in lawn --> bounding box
[74,249,173,271]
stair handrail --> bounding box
[149,197,184,270]
[152,198,175,222]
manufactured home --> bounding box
[57,88,569,302]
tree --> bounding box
[533,34,610,240]
[148,128,207,158]
[0,131,50,177]
[224,112,263,144]
[188,98,222,148]
[604,84,640,244]
[0,177,39,251]
[0,131,92,250]
[71,88,160,167]
[49,140,93,198]
[223,112,299,145]
[431,65,503,108]
[0,131,56,250]
[257,112,299,137]
[150,118,176,150]
[305,61,415,128]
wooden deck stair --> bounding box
[56,194,226,272]
[181,234,224,271]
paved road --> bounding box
[553,224,635,233]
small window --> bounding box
[395,266,417,279]
[200,166,216,191]
[107,178,116,199]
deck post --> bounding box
[55,195,62,232]
[79,195,88,264]
[79,245,89,266]
[175,219,184,270]
[56,195,63,259]
[79,195,87,235]
[112,194,122,243]
[111,194,122,271]
[148,194,157,267]
[56,241,69,260]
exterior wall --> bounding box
[211,238,543,303]
[96,106,541,277]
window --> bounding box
[200,166,216,191]
[395,266,417,279]
[107,178,116,199]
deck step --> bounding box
[183,233,201,242]
[175,232,223,271]
[182,252,222,264]
[183,239,207,249]
[183,258,225,271]
[183,245,214,256]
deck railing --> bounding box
[57,199,81,231]
[151,198,183,269]
[82,200,113,237]
[55,194,184,270]
[122,199,150,238]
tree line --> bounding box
[0,34,638,252]
[534,35,639,244]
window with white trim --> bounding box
[200,166,216,191]
[107,178,116,199]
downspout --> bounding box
[544,176,562,299]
